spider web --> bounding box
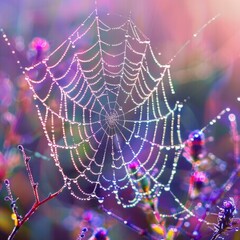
[24,9,190,217]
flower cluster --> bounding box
[211,198,236,239]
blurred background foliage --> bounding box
[0,1,240,239]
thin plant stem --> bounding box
[6,145,66,240]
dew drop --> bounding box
[184,221,190,228]
[192,230,199,237]
[18,145,24,151]
[164,186,170,191]
[4,179,10,186]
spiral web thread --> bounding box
[24,8,193,218]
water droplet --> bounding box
[4,179,10,186]
[164,186,170,191]
[98,198,104,203]
[178,103,183,108]
[192,230,199,237]
[18,145,24,151]
[184,221,190,228]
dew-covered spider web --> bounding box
[24,8,192,218]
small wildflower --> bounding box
[29,37,49,53]
[211,198,236,240]
[28,37,50,61]
[188,130,205,162]
[189,171,208,199]
[91,227,109,240]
